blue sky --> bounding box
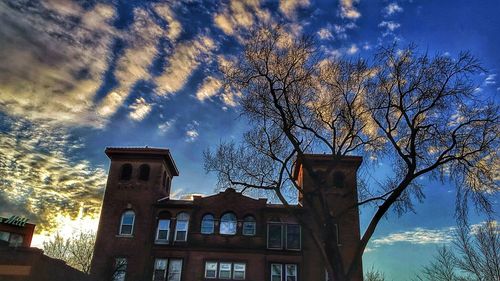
[0,0,498,279]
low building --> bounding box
[0,215,35,247]
[90,147,363,281]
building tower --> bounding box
[293,154,363,281]
[90,147,179,281]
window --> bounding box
[267,224,283,249]
[112,258,127,281]
[119,210,135,235]
[270,264,298,281]
[174,212,189,242]
[0,231,10,242]
[201,214,215,234]
[152,258,182,281]
[9,234,23,247]
[139,164,150,181]
[271,264,282,281]
[285,264,297,281]
[286,224,301,250]
[205,262,217,279]
[233,263,246,280]
[219,262,232,279]
[153,259,168,281]
[332,171,345,188]
[156,219,170,243]
[168,259,182,281]
[220,213,237,235]
[268,223,301,250]
[242,216,256,236]
[120,164,132,180]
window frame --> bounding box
[242,216,256,236]
[152,258,183,281]
[120,164,133,181]
[152,258,168,281]
[233,263,246,280]
[218,262,232,279]
[267,223,283,249]
[119,210,135,236]
[285,264,298,281]
[204,261,218,279]
[112,257,127,281]
[174,212,189,242]
[155,219,170,243]
[201,214,215,234]
[285,224,301,250]
[270,263,282,281]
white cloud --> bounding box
[158,119,175,135]
[185,121,200,142]
[372,227,455,246]
[379,21,401,32]
[485,74,496,85]
[153,3,182,42]
[384,3,403,16]
[129,98,152,121]
[214,0,272,37]
[196,76,223,102]
[317,28,334,40]
[155,36,216,95]
[347,44,359,55]
[340,0,361,20]
[279,0,310,19]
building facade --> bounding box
[0,215,35,248]
[90,147,363,281]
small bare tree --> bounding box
[205,25,499,281]
[415,220,499,281]
[43,230,96,273]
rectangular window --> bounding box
[285,264,297,281]
[0,231,10,242]
[242,222,256,236]
[286,224,301,250]
[267,224,283,249]
[233,263,246,280]
[219,262,232,279]
[174,221,188,242]
[167,259,182,281]
[153,259,168,281]
[205,261,217,279]
[112,258,127,281]
[156,219,170,243]
[271,264,282,281]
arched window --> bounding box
[201,214,215,234]
[139,164,150,181]
[220,212,237,235]
[242,215,256,236]
[120,164,132,181]
[119,210,135,235]
[174,212,189,241]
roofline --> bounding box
[105,146,179,176]
[292,154,363,180]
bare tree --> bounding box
[205,25,499,281]
[415,220,499,281]
[43,230,96,273]
[365,266,386,281]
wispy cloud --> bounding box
[317,28,334,40]
[279,0,310,19]
[214,0,271,37]
[185,121,200,142]
[372,227,455,246]
[379,21,401,32]
[384,3,403,17]
[129,98,152,121]
[158,119,176,135]
[485,73,496,85]
[347,44,359,55]
[196,76,223,102]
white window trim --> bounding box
[285,264,298,281]
[218,262,232,279]
[167,259,183,281]
[271,263,282,281]
[242,221,256,236]
[204,261,218,279]
[155,219,170,243]
[119,211,135,236]
[174,215,189,242]
[285,224,302,250]
[233,263,246,280]
[201,215,215,234]
[267,223,283,249]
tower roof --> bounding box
[105,147,179,176]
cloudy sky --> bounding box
[0,0,498,279]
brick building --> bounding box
[90,147,363,281]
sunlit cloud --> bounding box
[155,36,216,95]
[129,98,152,121]
[317,28,334,40]
[214,0,271,38]
[340,0,361,20]
[196,76,223,102]
[0,0,116,128]
[379,21,401,32]
[0,116,106,233]
[158,119,176,135]
[347,44,359,55]
[185,121,200,142]
[279,0,310,19]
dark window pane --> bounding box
[286,224,300,250]
[120,164,132,180]
[139,164,150,181]
[268,224,282,248]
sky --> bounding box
[0,0,498,280]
